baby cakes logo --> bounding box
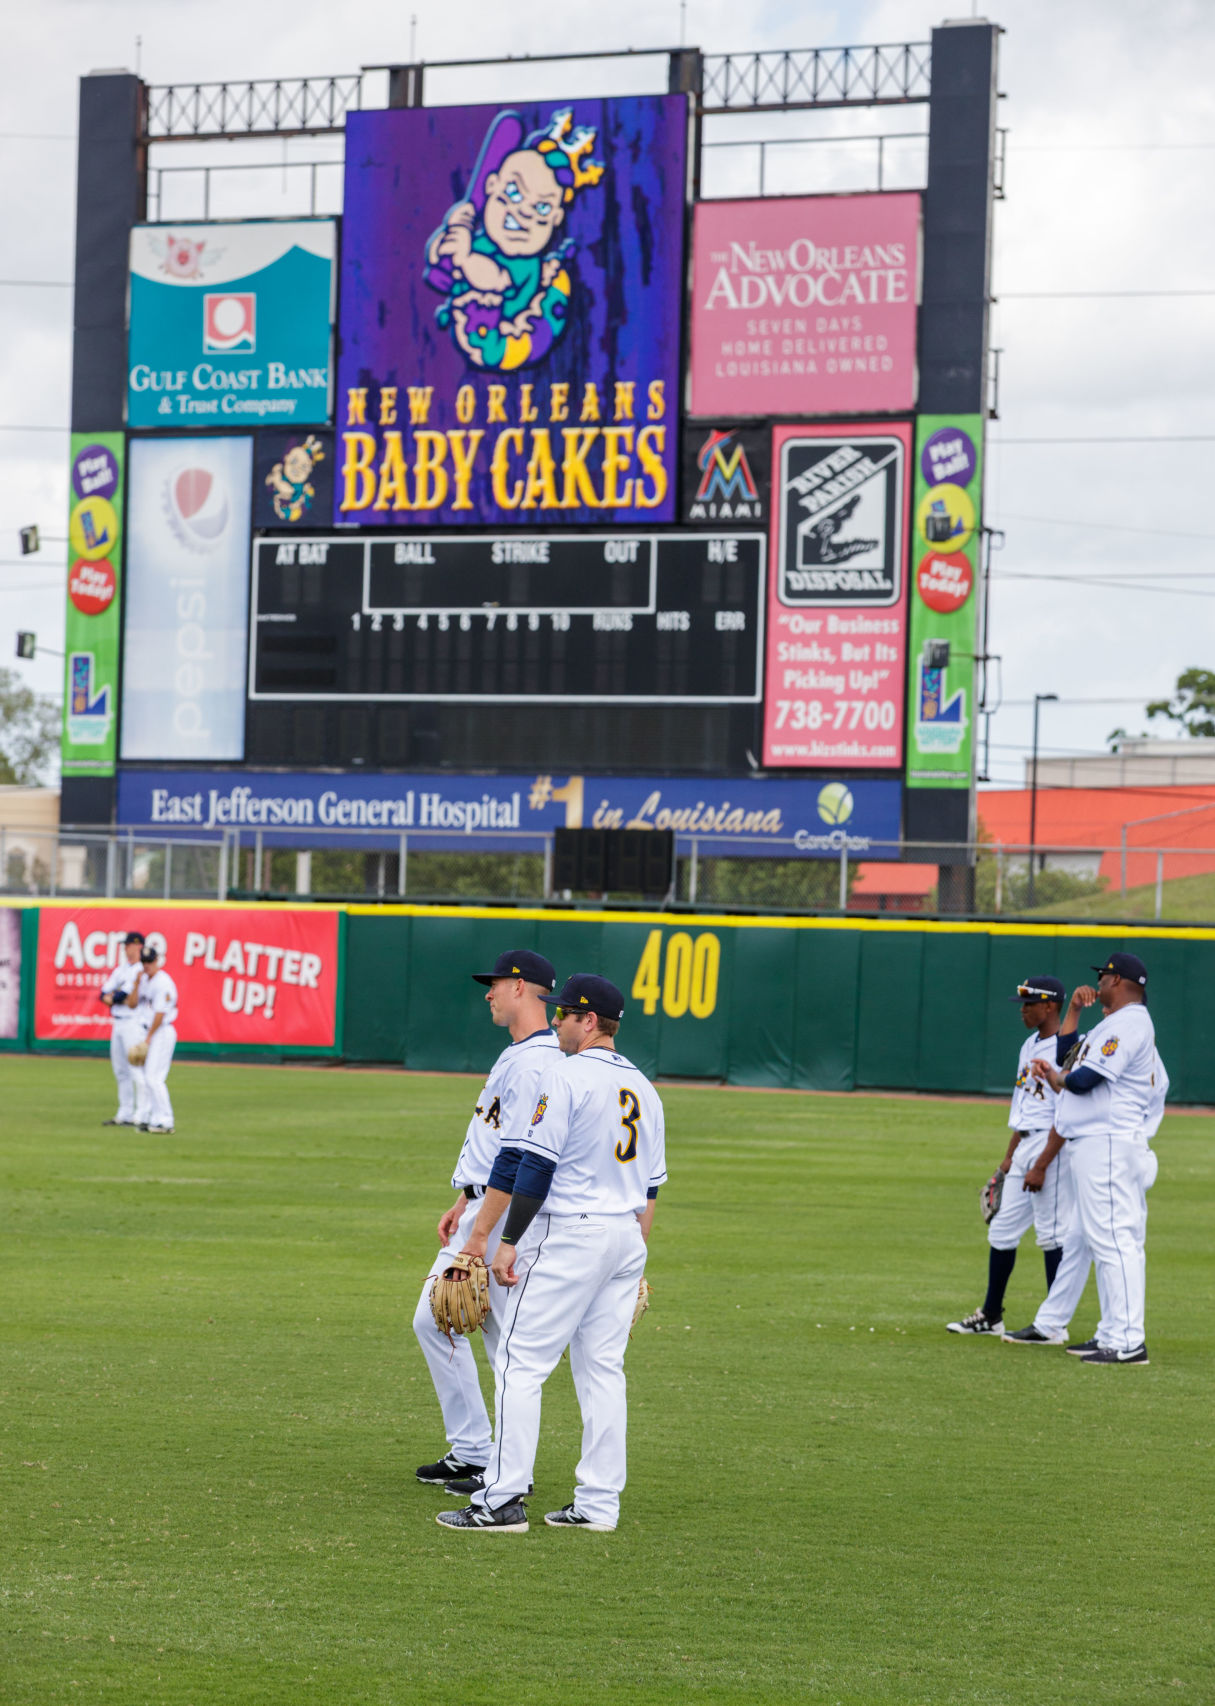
[336,95,686,524]
[265,435,325,522]
[531,1092,549,1125]
[425,108,604,373]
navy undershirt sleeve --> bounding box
[646,1186,659,1201]
[1056,1029,1079,1065]
[1064,1064,1103,1093]
[514,1151,556,1200]
[487,1145,524,1195]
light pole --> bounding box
[1027,692,1058,908]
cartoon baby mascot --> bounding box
[265,435,325,523]
[424,107,605,372]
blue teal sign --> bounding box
[116,770,901,859]
[127,221,335,428]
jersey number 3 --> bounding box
[615,1089,641,1162]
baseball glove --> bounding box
[126,1038,149,1066]
[429,1253,491,1345]
[980,1168,1005,1224]
[630,1276,653,1336]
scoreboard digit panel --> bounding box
[250,532,764,704]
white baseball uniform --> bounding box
[1032,1006,1166,1353]
[100,957,143,1123]
[412,1025,561,1467]
[988,1030,1073,1253]
[132,968,179,1131]
[473,1045,667,1529]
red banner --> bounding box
[34,906,340,1047]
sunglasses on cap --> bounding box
[1016,985,1055,1000]
[553,1006,592,1022]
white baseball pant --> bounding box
[1034,1141,1157,1350]
[109,1026,139,1122]
[474,1210,647,1530]
[132,1026,176,1129]
[412,1196,505,1466]
[988,1132,1073,1252]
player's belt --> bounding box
[460,1183,487,1198]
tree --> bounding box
[0,667,60,785]
[1145,667,1215,739]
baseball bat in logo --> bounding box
[777,434,905,608]
[203,292,256,353]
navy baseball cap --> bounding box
[139,945,159,964]
[1010,975,1065,1003]
[548,973,625,1021]
[1092,952,1148,988]
[472,949,557,991]
[123,931,145,945]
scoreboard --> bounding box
[250,532,764,704]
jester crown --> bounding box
[526,108,606,204]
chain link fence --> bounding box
[6,822,1215,923]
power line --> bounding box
[996,511,1215,543]
[0,280,71,289]
[999,289,1215,299]
[0,425,69,433]
[990,436,1215,446]
[991,573,1215,598]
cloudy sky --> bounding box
[2,0,1211,790]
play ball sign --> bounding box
[68,558,117,616]
[916,551,974,615]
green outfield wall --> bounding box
[3,900,1211,1104]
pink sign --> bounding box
[688,194,920,419]
[762,422,911,770]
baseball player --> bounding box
[130,946,179,1133]
[413,948,560,1492]
[947,976,1072,1336]
[437,972,666,1534]
[98,930,145,1126]
[1005,953,1166,1363]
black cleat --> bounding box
[946,1308,1003,1336]
[543,1503,615,1532]
[446,1472,533,1496]
[436,1500,528,1532]
[1065,1337,1101,1357]
[1004,1325,1067,1346]
[1081,1343,1149,1366]
[416,1453,487,1487]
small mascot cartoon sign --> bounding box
[337,97,687,526]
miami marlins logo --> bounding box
[689,429,761,521]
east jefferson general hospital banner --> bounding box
[116,769,902,858]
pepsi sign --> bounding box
[120,436,253,762]
[127,220,334,427]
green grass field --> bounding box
[1,1056,1212,1706]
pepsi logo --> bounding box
[203,291,256,353]
[164,466,230,551]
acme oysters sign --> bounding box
[688,192,920,419]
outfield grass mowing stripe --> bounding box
[1,1055,1212,1705]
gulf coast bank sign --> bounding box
[117,771,901,859]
